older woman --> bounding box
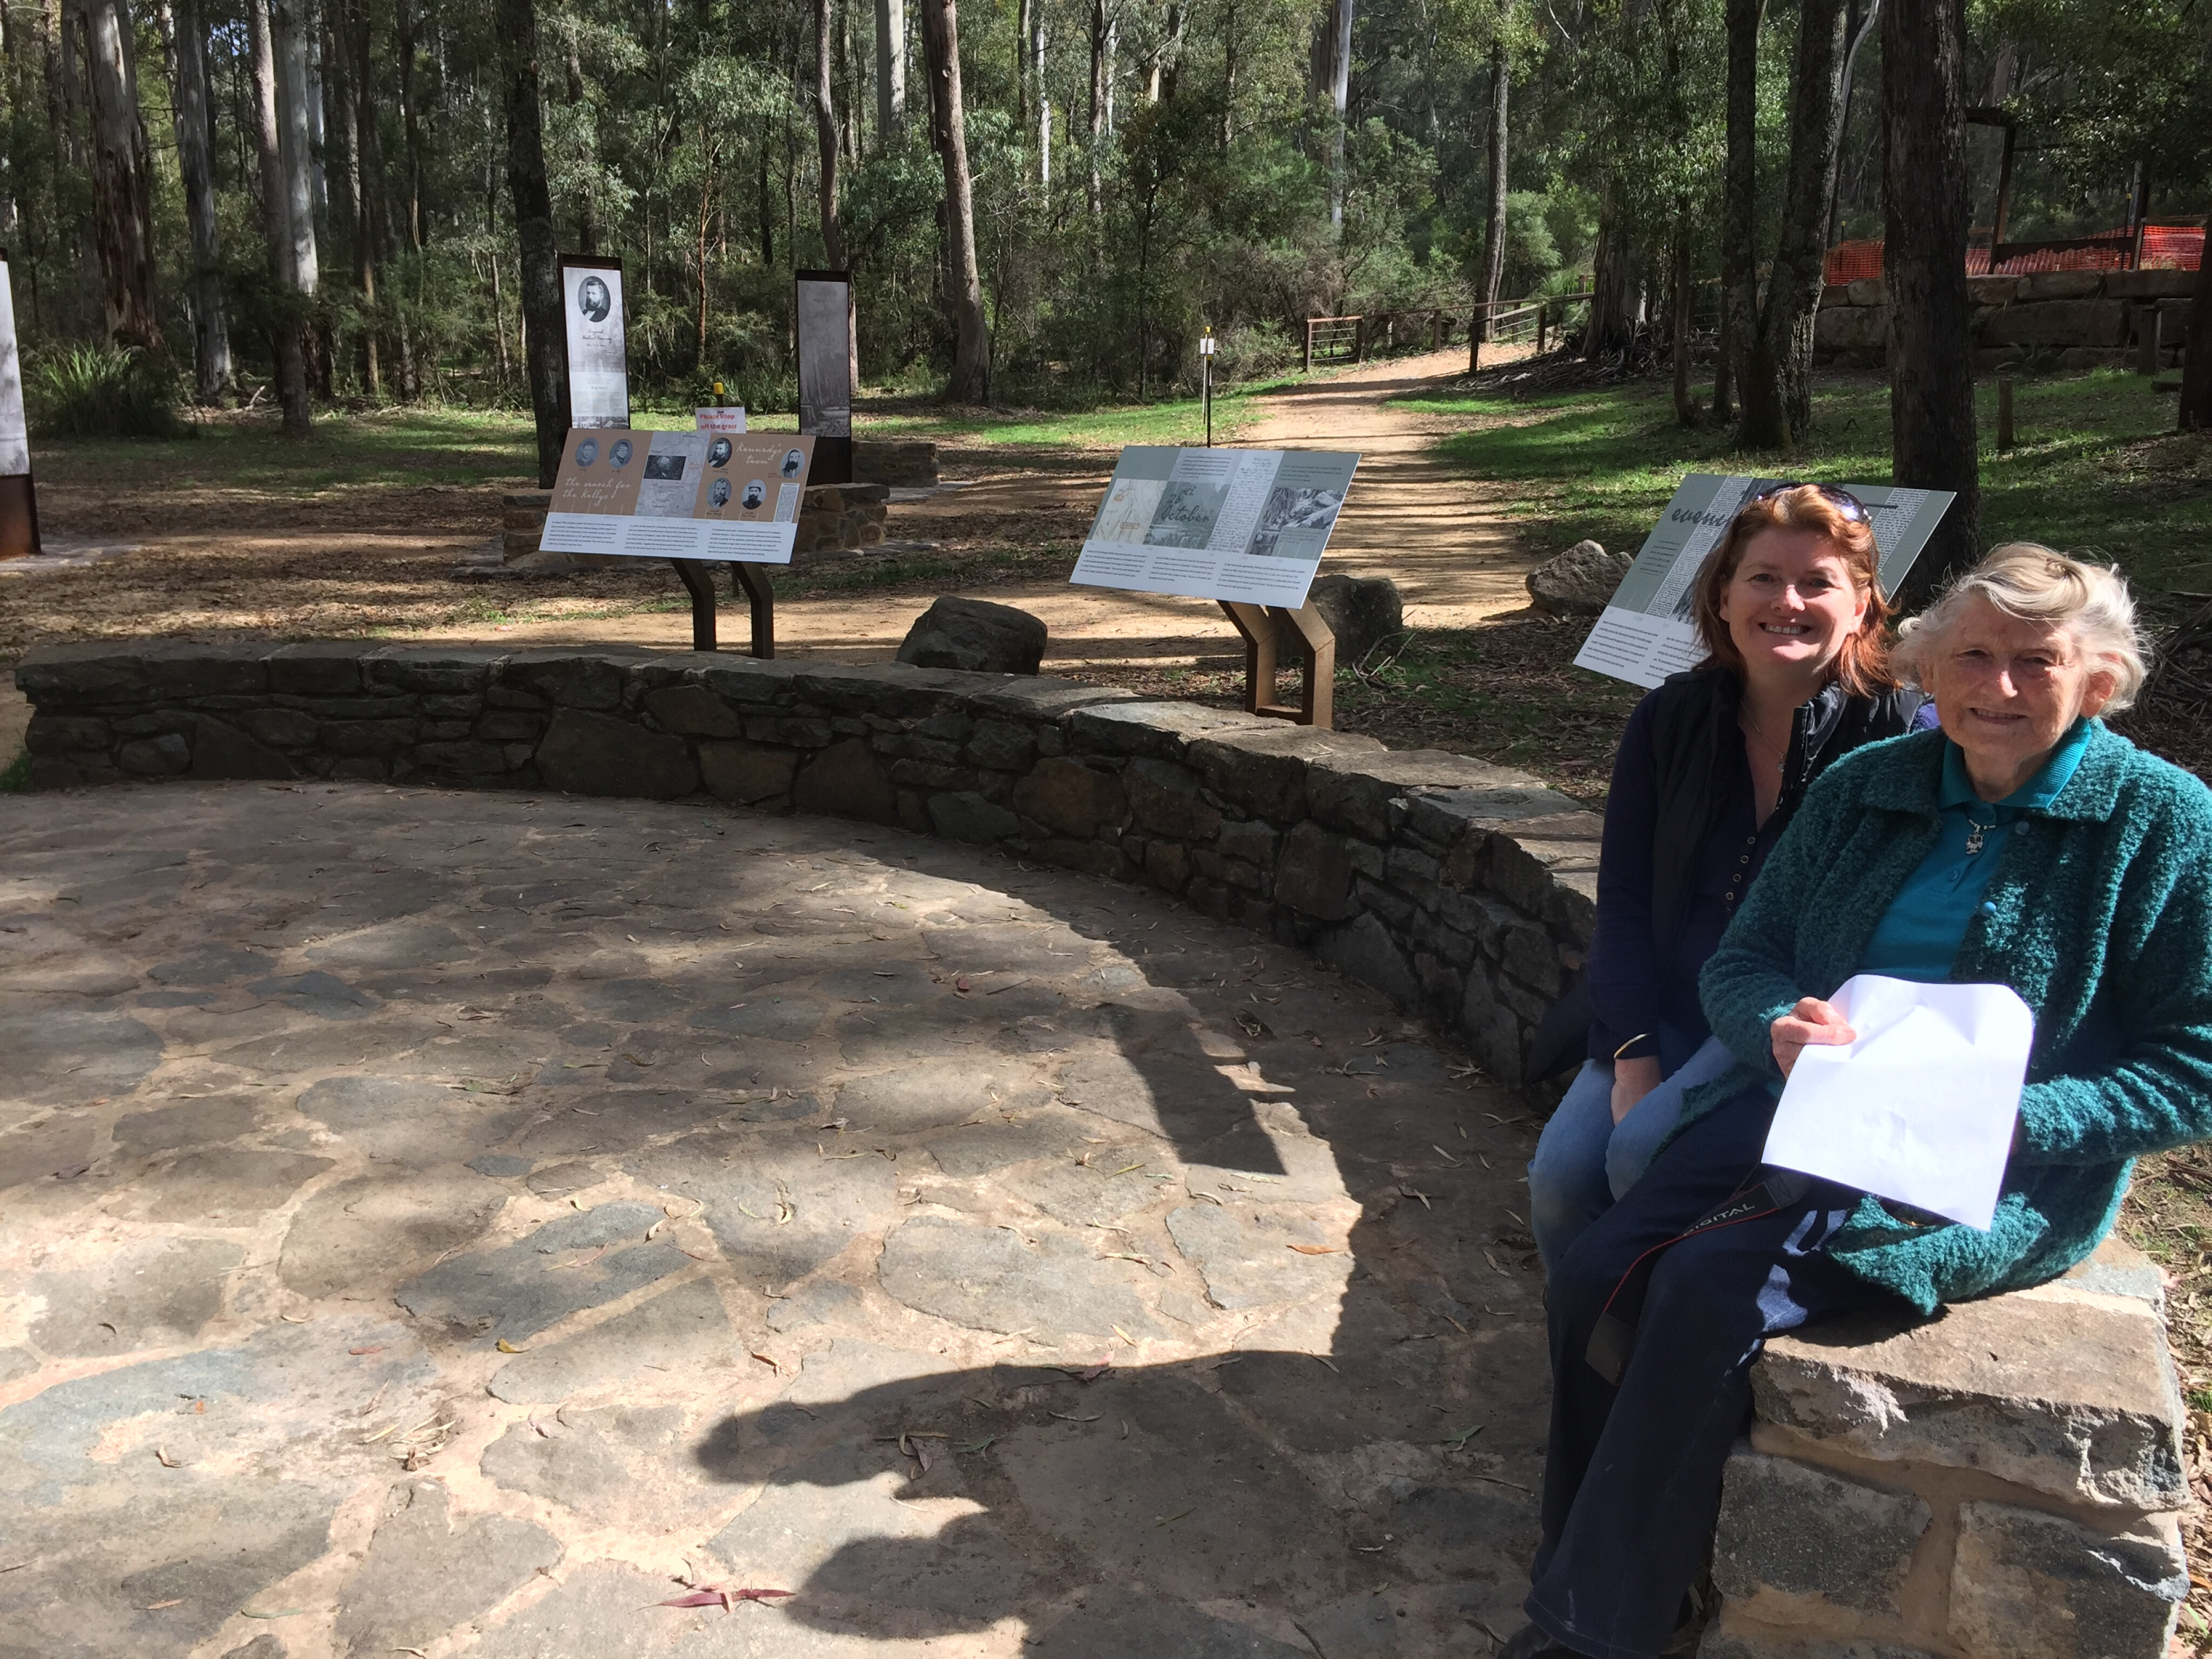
[1500,545,2212,1659]
[1528,483,1929,1277]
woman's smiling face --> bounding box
[1716,528,1870,685]
[1926,593,2113,796]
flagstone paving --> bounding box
[0,781,1550,1658]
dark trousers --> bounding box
[1526,1085,1894,1659]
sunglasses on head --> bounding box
[1750,481,1871,524]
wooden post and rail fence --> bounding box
[1300,292,1598,373]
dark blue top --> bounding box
[1589,693,1778,1063]
[1589,686,1938,1068]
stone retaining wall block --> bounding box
[697,741,798,805]
[1125,758,1223,841]
[643,684,747,737]
[792,738,899,825]
[1752,1281,2187,1511]
[1710,1444,1930,1616]
[1948,1502,2184,1659]
[536,709,697,798]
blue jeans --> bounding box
[1527,1030,1736,1279]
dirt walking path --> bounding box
[421,346,1540,670]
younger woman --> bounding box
[1527,484,1930,1276]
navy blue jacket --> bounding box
[1586,668,1930,1067]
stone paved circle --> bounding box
[0,781,1551,1657]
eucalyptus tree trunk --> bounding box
[875,0,904,140]
[1584,196,1639,358]
[1884,0,1979,601]
[271,1,317,293]
[82,0,163,348]
[1086,0,1107,217]
[815,0,844,266]
[251,0,311,434]
[1324,0,1352,228]
[1717,0,1760,421]
[919,0,988,402]
[1738,0,1850,448]
[342,0,383,396]
[1473,37,1506,362]
[1033,0,1049,185]
[158,0,231,396]
[494,0,567,487]
[271,0,324,395]
[563,31,597,252]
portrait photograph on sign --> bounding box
[559,258,630,429]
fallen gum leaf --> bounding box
[496,1339,525,1353]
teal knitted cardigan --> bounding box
[1694,720,2212,1313]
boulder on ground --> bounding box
[1527,540,1631,616]
[1295,574,1405,667]
[896,596,1048,675]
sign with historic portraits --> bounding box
[538,430,817,562]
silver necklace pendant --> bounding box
[1965,819,1991,857]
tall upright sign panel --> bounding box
[559,255,630,431]
[0,252,39,559]
[793,269,853,485]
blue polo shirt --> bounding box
[1859,718,2095,983]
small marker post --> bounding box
[1199,328,1217,447]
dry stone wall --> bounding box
[12,641,1599,1085]
[1816,268,2196,373]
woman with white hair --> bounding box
[1499,545,2212,1659]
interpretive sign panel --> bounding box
[1573,474,1954,690]
[0,252,39,558]
[538,430,816,562]
[795,268,853,485]
[0,254,26,479]
[1070,446,1360,609]
[560,256,630,429]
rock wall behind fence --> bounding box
[12,641,1601,1085]
[12,637,2194,1657]
[1816,267,2197,372]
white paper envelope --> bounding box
[1762,974,2034,1231]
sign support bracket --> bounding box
[1218,600,1335,728]
[670,559,775,658]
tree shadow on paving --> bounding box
[664,852,1552,1657]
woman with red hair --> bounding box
[1527,484,1931,1279]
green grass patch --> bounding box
[1399,369,2212,599]
[0,747,29,793]
[45,406,542,494]
[853,379,1297,449]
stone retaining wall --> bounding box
[12,642,1600,1087]
[1817,268,2196,373]
[1704,1238,2189,1658]
[12,639,2190,1656]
